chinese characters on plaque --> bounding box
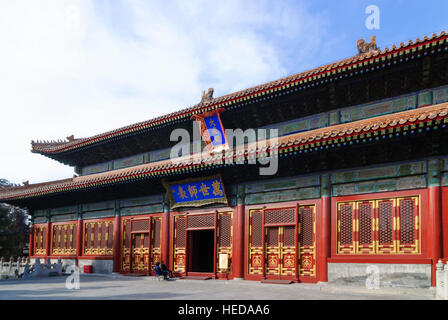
[163,175,228,209]
[191,108,228,153]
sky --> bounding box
[0,0,447,185]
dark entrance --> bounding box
[188,229,214,273]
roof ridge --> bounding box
[31,29,448,155]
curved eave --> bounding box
[3,102,448,202]
[30,31,448,157]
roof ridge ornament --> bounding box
[357,35,379,55]
[66,135,75,142]
[201,88,214,103]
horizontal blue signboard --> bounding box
[171,178,225,203]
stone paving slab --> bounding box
[0,275,435,300]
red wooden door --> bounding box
[131,233,150,273]
[265,226,296,279]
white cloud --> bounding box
[0,0,326,184]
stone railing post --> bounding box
[436,260,448,300]
[8,256,13,276]
[436,260,445,299]
[443,263,448,300]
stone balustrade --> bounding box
[0,256,29,279]
[0,256,63,279]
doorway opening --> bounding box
[188,229,214,273]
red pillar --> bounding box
[46,220,51,258]
[319,196,331,282]
[233,203,245,279]
[428,186,442,287]
[112,215,121,273]
[318,174,331,282]
[442,187,448,258]
[76,218,82,266]
[29,221,34,257]
[161,204,170,269]
[428,159,443,287]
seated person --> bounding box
[154,262,163,278]
[160,261,174,279]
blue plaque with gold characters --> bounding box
[204,114,226,147]
[191,108,228,153]
[162,174,228,209]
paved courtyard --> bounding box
[0,274,436,300]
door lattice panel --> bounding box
[281,226,296,276]
[266,227,279,246]
[265,227,280,276]
[265,225,297,277]
[251,211,262,247]
[173,216,186,273]
[132,233,149,272]
[248,210,263,275]
[337,196,420,255]
[150,217,162,272]
[218,214,232,248]
[152,219,161,248]
[298,206,316,277]
[217,212,233,274]
[121,219,132,271]
[283,226,295,247]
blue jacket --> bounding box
[154,265,162,275]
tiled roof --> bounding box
[31,30,448,155]
[3,102,448,201]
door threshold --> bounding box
[181,275,213,280]
[261,279,293,284]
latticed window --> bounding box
[337,203,355,253]
[33,224,47,255]
[337,196,420,255]
[187,214,215,229]
[83,220,114,255]
[51,223,77,255]
[264,208,295,225]
[132,219,150,232]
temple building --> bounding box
[1,31,448,287]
